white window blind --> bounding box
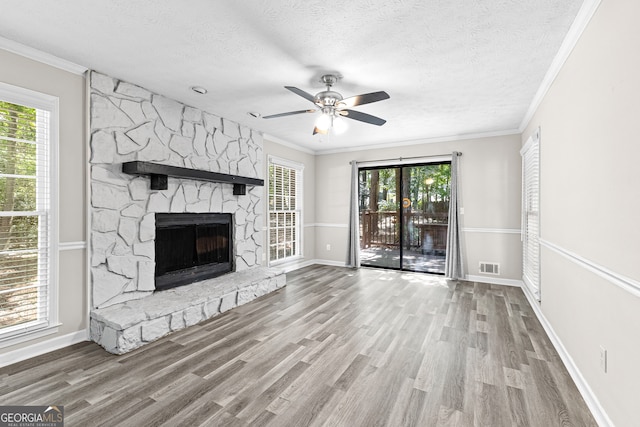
[0,83,58,346]
[521,129,540,301]
[268,156,303,264]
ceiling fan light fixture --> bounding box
[265,74,390,135]
[333,116,347,134]
[315,113,332,132]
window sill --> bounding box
[0,323,61,349]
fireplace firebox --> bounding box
[155,213,233,290]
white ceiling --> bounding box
[0,0,584,152]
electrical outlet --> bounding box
[326,244,331,251]
[460,207,464,215]
[600,346,607,373]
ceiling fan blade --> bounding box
[341,109,387,126]
[285,86,317,104]
[339,91,390,108]
[263,109,316,119]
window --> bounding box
[268,156,303,264]
[0,82,58,347]
[521,128,540,301]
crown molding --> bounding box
[315,128,521,155]
[263,133,316,155]
[0,36,87,75]
[266,127,520,156]
[519,0,603,132]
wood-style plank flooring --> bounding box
[0,265,597,426]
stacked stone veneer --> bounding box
[88,71,284,353]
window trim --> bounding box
[0,81,59,348]
[267,155,304,266]
[521,127,541,302]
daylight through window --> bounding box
[268,157,303,264]
[0,90,55,342]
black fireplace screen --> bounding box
[155,213,233,290]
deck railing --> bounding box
[360,210,448,252]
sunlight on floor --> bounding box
[360,247,446,274]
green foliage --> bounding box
[0,101,38,251]
[378,198,398,212]
[359,163,451,213]
[268,164,297,211]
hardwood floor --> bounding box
[0,265,597,426]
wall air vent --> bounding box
[479,262,500,275]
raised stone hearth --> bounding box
[91,267,285,354]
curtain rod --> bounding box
[349,152,461,165]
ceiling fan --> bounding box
[263,74,390,135]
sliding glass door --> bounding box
[359,167,401,269]
[358,163,451,274]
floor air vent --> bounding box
[479,262,500,275]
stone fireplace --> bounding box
[88,71,285,354]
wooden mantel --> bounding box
[122,161,264,195]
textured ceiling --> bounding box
[0,0,584,152]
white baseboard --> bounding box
[312,259,347,267]
[276,259,347,272]
[520,285,613,427]
[465,274,524,287]
[310,259,348,268]
[287,265,528,287]
[0,329,89,368]
[270,258,317,273]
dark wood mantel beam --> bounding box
[122,161,264,194]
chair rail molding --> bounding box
[59,241,87,251]
[540,239,640,298]
[306,223,349,228]
[462,227,520,234]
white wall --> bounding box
[522,0,640,424]
[314,134,523,281]
[0,48,87,357]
